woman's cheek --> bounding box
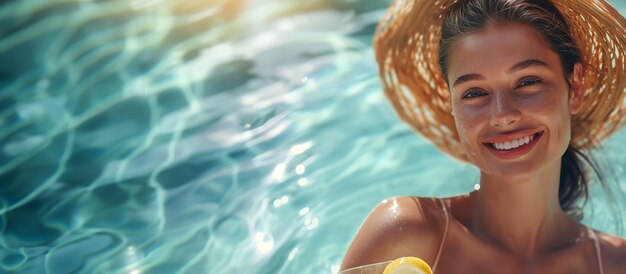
[453,104,484,134]
[453,108,485,159]
[519,92,555,111]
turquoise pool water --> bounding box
[1,0,625,273]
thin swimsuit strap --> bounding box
[432,198,449,273]
[588,227,605,274]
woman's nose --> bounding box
[489,91,521,127]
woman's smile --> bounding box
[483,130,544,160]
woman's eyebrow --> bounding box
[452,74,484,88]
[507,58,549,74]
[452,59,549,88]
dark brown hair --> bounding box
[437,0,605,217]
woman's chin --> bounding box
[479,162,546,183]
[473,145,567,184]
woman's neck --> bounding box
[469,159,583,260]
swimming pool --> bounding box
[1,0,625,273]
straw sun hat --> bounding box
[374,0,626,162]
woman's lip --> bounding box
[482,129,543,144]
[483,131,544,160]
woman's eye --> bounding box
[462,89,485,99]
[518,78,541,87]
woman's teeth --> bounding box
[492,134,534,150]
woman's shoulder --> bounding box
[340,196,451,271]
[596,231,626,273]
[365,196,448,228]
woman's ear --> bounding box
[568,62,584,115]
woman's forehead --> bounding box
[446,23,562,82]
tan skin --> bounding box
[341,23,626,273]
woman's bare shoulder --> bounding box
[597,231,626,273]
[340,196,448,271]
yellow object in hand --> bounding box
[382,257,433,274]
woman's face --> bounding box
[447,23,583,181]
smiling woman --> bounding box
[340,0,626,273]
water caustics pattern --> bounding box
[1,0,626,273]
